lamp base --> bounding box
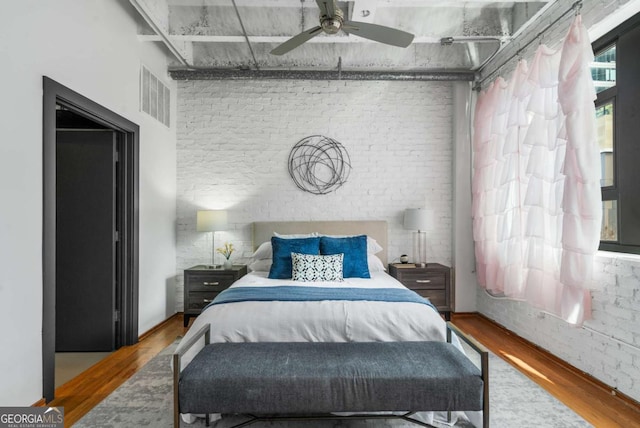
[412,230,427,267]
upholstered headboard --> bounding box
[252,221,388,266]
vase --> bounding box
[223,259,232,270]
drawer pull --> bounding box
[203,299,213,303]
[203,282,219,286]
[416,279,431,283]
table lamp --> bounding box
[196,210,228,268]
[403,208,434,267]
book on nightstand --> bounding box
[391,263,416,268]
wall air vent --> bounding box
[141,65,170,127]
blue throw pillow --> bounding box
[320,235,371,278]
[268,236,321,279]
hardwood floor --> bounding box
[451,313,640,428]
[36,313,188,426]
[35,312,640,427]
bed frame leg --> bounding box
[482,349,490,428]
[173,325,211,428]
[173,353,180,428]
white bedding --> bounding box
[176,271,448,370]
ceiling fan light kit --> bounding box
[270,0,415,56]
[321,19,342,35]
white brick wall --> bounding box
[478,252,640,401]
[176,79,454,310]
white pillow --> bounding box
[366,237,384,255]
[291,253,344,282]
[249,258,272,272]
[251,241,272,260]
[320,234,383,255]
[274,232,319,238]
[367,254,386,272]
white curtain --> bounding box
[472,16,601,325]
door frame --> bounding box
[42,77,139,402]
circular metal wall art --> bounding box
[288,135,352,195]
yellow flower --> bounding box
[216,242,234,259]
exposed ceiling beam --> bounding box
[366,0,550,4]
[166,0,550,6]
[138,34,510,44]
[129,0,193,66]
[129,0,547,73]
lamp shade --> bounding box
[403,208,434,231]
[196,210,228,232]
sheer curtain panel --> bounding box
[472,16,601,325]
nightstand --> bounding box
[183,264,247,327]
[388,263,453,320]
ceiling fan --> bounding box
[270,0,415,55]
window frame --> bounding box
[593,12,640,254]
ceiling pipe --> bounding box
[439,36,504,78]
[169,68,476,81]
[440,36,509,46]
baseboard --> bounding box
[450,311,477,319]
[138,312,183,342]
[32,398,46,407]
[470,311,640,412]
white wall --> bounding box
[0,0,177,405]
[175,79,455,311]
[475,0,640,402]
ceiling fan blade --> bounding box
[316,0,336,17]
[342,21,414,48]
[270,26,323,55]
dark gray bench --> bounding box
[173,323,489,428]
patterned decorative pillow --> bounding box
[291,253,344,282]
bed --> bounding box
[175,221,486,427]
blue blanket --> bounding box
[204,286,438,312]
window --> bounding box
[596,102,614,187]
[592,13,640,254]
[592,44,616,93]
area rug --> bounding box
[74,340,592,427]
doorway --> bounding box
[43,77,140,402]
[57,111,118,352]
